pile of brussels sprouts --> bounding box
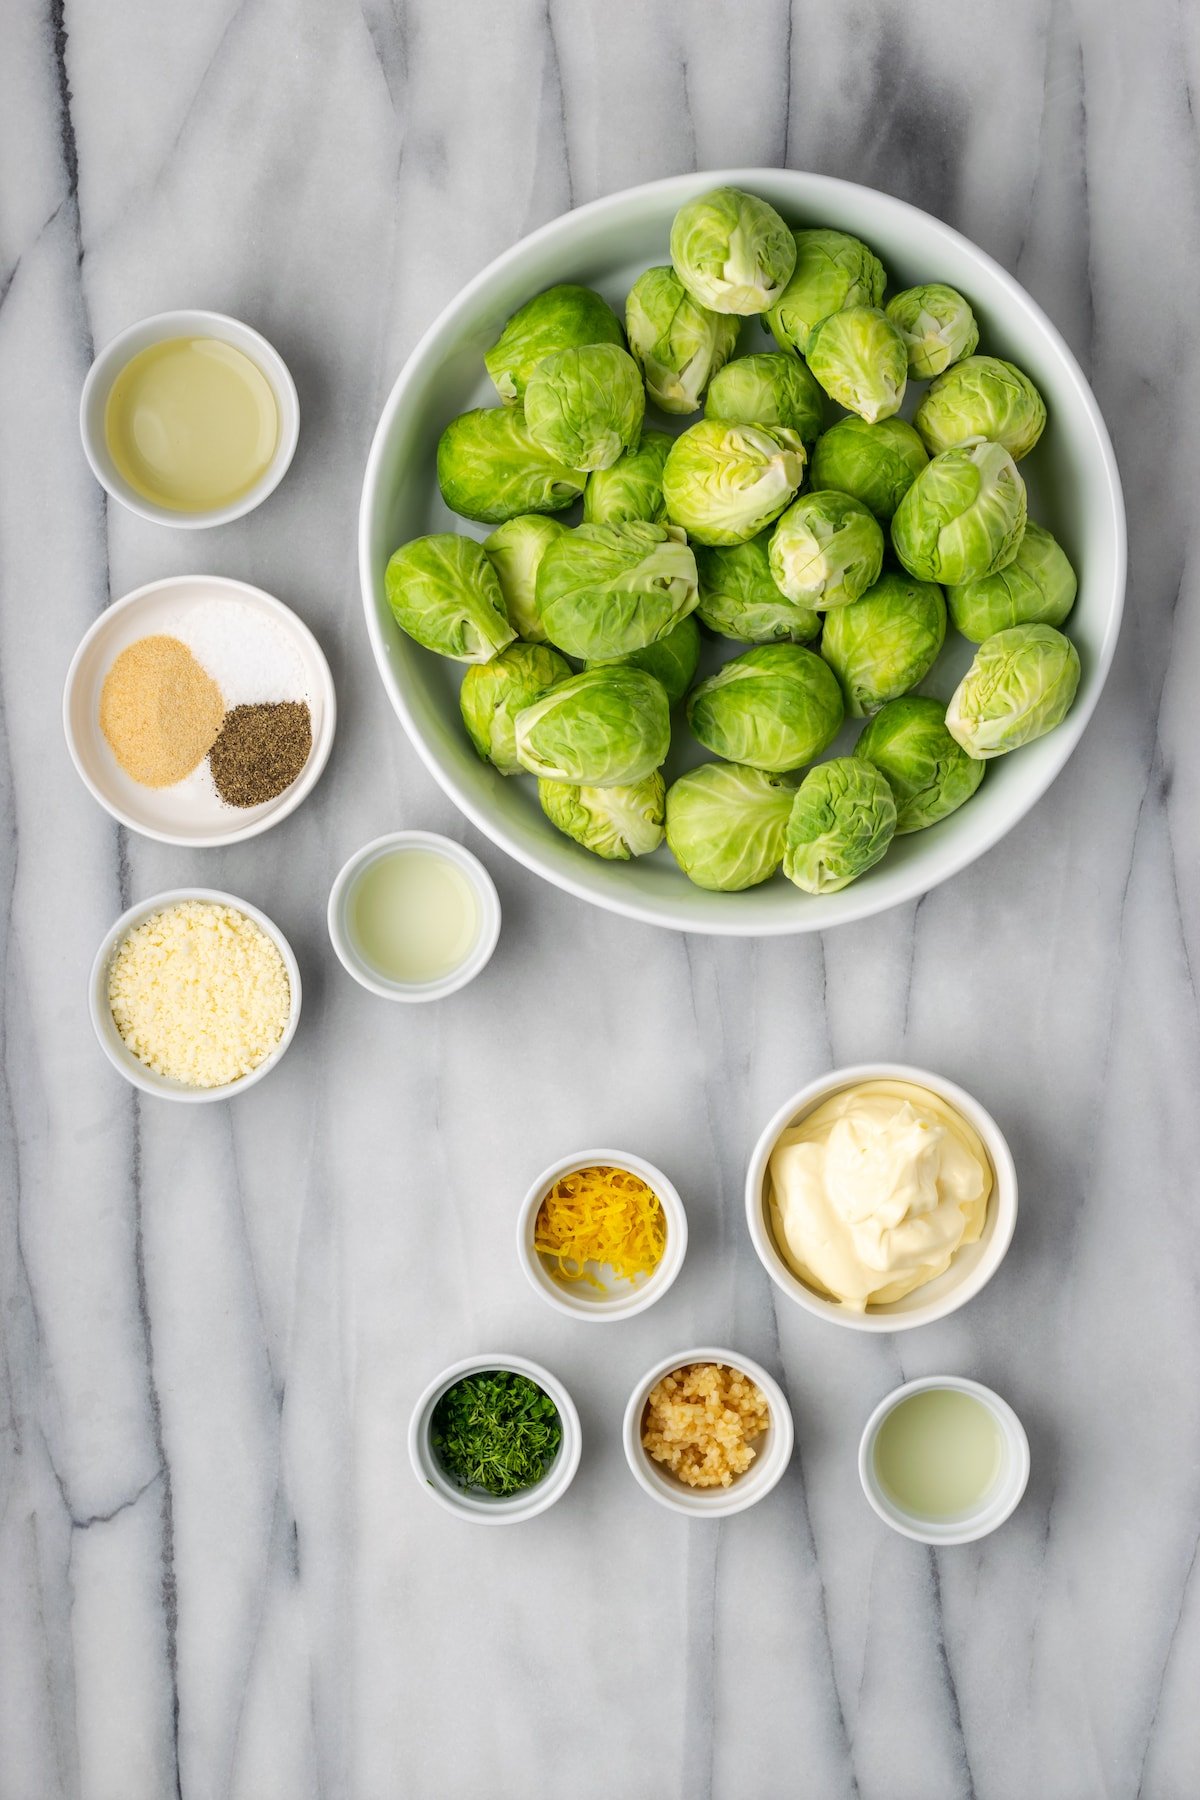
[386,185,1081,894]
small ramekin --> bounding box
[327,830,500,1003]
[517,1148,688,1322]
[409,1353,582,1524]
[622,1346,794,1518]
[79,309,300,528]
[89,888,301,1103]
[745,1062,1017,1333]
[858,1374,1031,1545]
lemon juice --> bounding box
[349,848,480,984]
[873,1387,1003,1519]
[104,337,278,511]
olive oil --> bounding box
[873,1387,1003,1519]
[104,337,278,512]
[349,849,480,984]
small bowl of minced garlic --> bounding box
[89,888,301,1102]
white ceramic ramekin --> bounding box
[745,1062,1017,1333]
[326,830,500,1002]
[79,309,300,527]
[89,888,302,1103]
[858,1374,1031,1545]
[516,1148,688,1322]
[622,1346,794,1518]
[409,1353,582,1524]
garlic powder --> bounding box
[108,900,291,1088]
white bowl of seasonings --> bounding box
[327,830,500,1002]
[63,574,335,847]
[89,887,301,1102]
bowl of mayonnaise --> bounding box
[745,1063,1018,1332]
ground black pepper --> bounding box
[208,701,312,807]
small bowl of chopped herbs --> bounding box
[409,1355,581,1523]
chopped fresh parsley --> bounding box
[431,1370,562,1496]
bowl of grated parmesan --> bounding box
[89,888,302,1102]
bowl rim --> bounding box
[62,573,336,847]
[857,1373,1031,1544]
[408,1352,583,1523]
[358,166,1127,937]
[621,1344,795,1517]
[515,1146,688,1321]
[744,1061,1017,1332]
[88,886,303,1103]
[326,829,501,1001]
[79,307,300,528]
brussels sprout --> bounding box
[891,440,1027,586]
[808,416,929,521]
[484,284,624,404]
[783,757,897,894]
[514,666,670,787]
[947,521,1078,641]
[766,227,887,356]
[694,534,820,643]
[853,696,984,832]
[459,642,572,774]
[588,614,701,707]
[805,307,907,424]
[539,771,665,860]
[523,344,645,472]
[438,408,587,524]
[704,352,825,445]
[662,419,806,546]
[482,515,566,642]
[583,431,673,525]
[669,186,796,315]
[820,572,947,717]
[665,762,796,891]
[536,521,698,660]
[914,355,1047,460]
[624,268,740,414]
[768,491,884,610]
[686,643,844,772]
[884,284,980,379]
[945,624,1080,759]
[385,533,516,663]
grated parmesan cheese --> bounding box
[108,900,291,1088]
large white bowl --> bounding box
[360,169,1125,936]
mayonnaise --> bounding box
[767,1079,991,1310]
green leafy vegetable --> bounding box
[430,1370,562,1497]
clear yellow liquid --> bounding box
[874,1388,1004,1519]
[104,336,278,512]
[349,849,480,984]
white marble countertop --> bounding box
[2,2,1198,1796]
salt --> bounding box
[166,599,308,707]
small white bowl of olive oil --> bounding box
[858,1375,1031,1546]
[327,830,500,1002]
[80,309,299,528]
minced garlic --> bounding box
[641,1362,770,1489]
[108,900,290,1088]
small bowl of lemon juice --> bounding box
[327,831,500,1002]
[80,309,299,527]
[858,1375,1030,1545]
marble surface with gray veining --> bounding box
[2,2,1199,1796]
